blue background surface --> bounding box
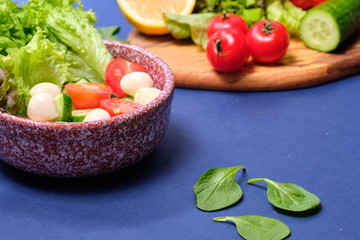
[2,1,360,239]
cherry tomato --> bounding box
[206,29,249,73]
[290,0,326,10]
[65,82,112,109]
[246,19,290,64]
[105,58,147,98]
[207,13,248,38]
[99,98,142,117]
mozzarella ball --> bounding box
[27,93,58,121]
[120,72,153,97]
[30,82,61,97]
[134,87,161,105]
[83,108,111,122]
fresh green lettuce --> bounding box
[0,0,113,116]
[0,0,31,55]
[27,0,113,83]
[266,0,306,36]
[163,12,217,49]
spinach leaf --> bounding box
[247,178,321,212]
[193,166,245,211]
[163,12,217,50]
[214,215,291,240]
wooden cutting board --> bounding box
[128,30,360,91]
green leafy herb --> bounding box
[247,178,321,212]
[214,215,291,240]
[0,0,113,116]
[265,0,306,36]
[193,166,245,211]
[97,26,129,43]
[163,12,217,50]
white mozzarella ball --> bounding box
[83,108,111,122]
[30,82,61,97]
[134,87,161,105]
[27,93,58,121]
[120,72,153,97]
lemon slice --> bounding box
[117,0,196,35]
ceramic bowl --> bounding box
[0,40,175,177]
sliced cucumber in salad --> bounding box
[71,109,94,122]
[55,93,73,122]
[299,0,360,52]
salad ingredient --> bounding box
[36,0,113,83]
[265,0,306,36]
[214,215,291,240]
[30,82,61,97]
[290,0,327,10]
[0,0,113,116]
[247,20,290,63]
[0,29,69,116]
[193,166,245,211]
[134,87,161,105]
[83,108,111,122]
[64,82,112,109]
[120,72,154,97]
[97,26,129,43]
[247,178,321,212]
[194,0,265,27]
[163,12,217,50]
[71,109,94,122]
[105,58,147,98]
[117,0,196,35]
[54,93,73,122]
[27,93,58,122]
[299,0,360,52]
[99,98,142,117]
[121,96,134,102]
[206,29,249,73]
[207,13,248,38]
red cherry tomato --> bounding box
[100,98,142,117]
[206,29,249,73]
[105,59,147,98]
[290,0,326,10]
[65,82,112,109]
[207,13,248,38]
[246,19,290,64]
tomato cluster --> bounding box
[206,14,290,73]
[65,59,147,117]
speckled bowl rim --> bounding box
[0,40,175,131]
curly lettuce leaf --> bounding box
[0,29,69,116]
[0,0,115,116]
[0,0,31,55]
[265,0,306,36]
[163,12,217,50]
[30,0,113,83]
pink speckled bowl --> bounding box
[0,40,175,177]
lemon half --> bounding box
[117,0,196,35]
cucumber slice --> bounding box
[55,93,73,122]
[300,0,360,52]
[120,96,134,102]
[71,109,94,122]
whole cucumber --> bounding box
[299,0,360,52]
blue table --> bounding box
[2,1,359,239]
